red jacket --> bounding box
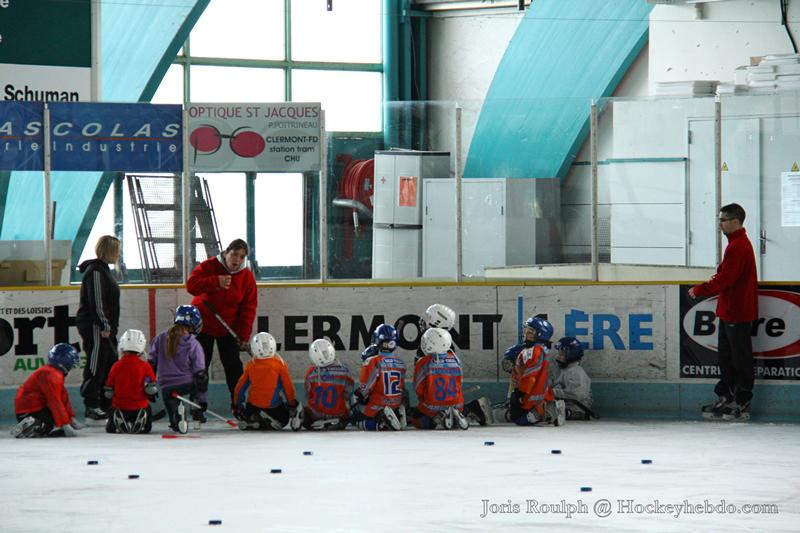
[692,227,758,323]
[186,255,258,341]
[14,365,75,427]
[106,353,157,410]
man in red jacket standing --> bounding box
[689,203,758,421]
[187,239,258,404]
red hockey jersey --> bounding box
[106,353,157,410]
[414,351,464,418]
[358,353,406,416]
[512,343,554,416]
[14,365,75,427]
[304,363,354,419]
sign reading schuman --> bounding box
[680,285,800,380]
[49,103,183,172]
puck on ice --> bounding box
[209,520,222,525]
[580,487,592,492]
[641,459,653,464]
[484,441,495,446]
[87,460,99,465]
[270,468,282,474]
[303,451,313,456]
[551,450,561,454]
[128,474,140,479]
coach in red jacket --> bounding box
[689,203,758,420]
[187,239,258,401]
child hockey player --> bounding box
[301,338,354,430]
[351,324,406,431]
[415,303,456,363]
[149,305,207,434]
[551,337,594,420]
[504,317,565,426]
[233,332,302,431]
[104,329,158,434]
[409,328,468,430]
[12,343,83,438]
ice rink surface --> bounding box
[1,419,798,533]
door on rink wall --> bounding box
[687,118,761,276]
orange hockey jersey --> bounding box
[414,351,464,417]
[234,355,296,409]
[512,343,554,415]
[358,353,406,416]
[304,363,354,419]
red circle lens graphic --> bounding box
[190,126,222,153]
[229,130,266,158]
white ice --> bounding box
[1,420,798,532]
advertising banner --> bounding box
[0,101,44,170]
[187,102,321,172]
[680,285,800,380]
[48,103,183,172]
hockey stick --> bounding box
[173,393,237,428]
[201,299,252,356]
[463,385,481,395]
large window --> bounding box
[140,0,383,281]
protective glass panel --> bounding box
[255,173,304,271]
[151,64,184,104]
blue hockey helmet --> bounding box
[174,304,202,334]
[48,343,80,373]
[523,317,554,342]
[372,324,398,352]
[555,336,584,363]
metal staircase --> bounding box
[127,174,221,282]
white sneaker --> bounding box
[452,408,469,430]
[381,407,402,431]
[176,403,188,434]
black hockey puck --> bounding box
[580,486,592,492]
[484,441,495,446]
[128,474,140,479]
[270,468,282,474]
[209,520,222,525]
[551,450,561,454]
[641,459,653,464]
[87,460,99,465]
[303,451,313,456]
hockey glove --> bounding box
[103,386,114,399]
[501,358,514,373]
[510,389,524,406]
[353,389,368,405]
[193,370,209,393]
[144,381,159,398]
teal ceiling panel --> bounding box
[463,0,652,179]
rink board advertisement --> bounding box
[186,103,321,172]
[0,101,45,170]
[0,284,667,388]
[680,285,800,380]
[48,103,183,172]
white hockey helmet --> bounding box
[118,329,147,358]
[250,332,277,359]
[309,338,336,367]
[422,303,456,331]
[420,328,453,356]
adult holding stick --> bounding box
[77,235,121,421]
[186,239,257,403]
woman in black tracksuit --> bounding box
[76,235,121,420]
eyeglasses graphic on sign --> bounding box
[189,125,266,161]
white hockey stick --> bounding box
[173,393,237,428]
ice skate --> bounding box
[259,410,285,430]
[397,405,407,429]
[701,395,733,420]
[10,416,42,438]
[290,404,304,431]
[85,407,108,424]
[443,407,453,429]
[452,407,469,430]
[176,403,188,434]
[465,397,493,426]
[381,407,402,431]
[722,401,751,421]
